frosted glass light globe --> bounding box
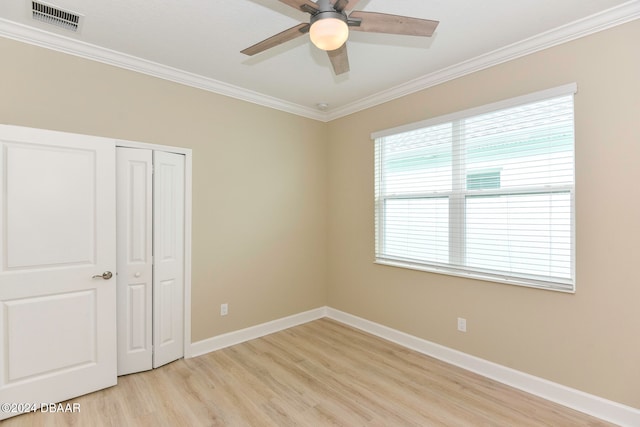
[310,17,349,51]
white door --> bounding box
[116,148,153,376]
[0,125,116,420]
[152,151,185,368]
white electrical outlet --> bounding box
[220,303,228,316]
[457,317,467,332]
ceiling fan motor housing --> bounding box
[310,10,347,26]
[310,0,348,25]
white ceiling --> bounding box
[1,0,638,120]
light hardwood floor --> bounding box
[4,318,616,426]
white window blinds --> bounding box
[374,84,576,292]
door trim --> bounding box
[115,139,193,359]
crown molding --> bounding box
[0,18,326,121]
[2,1,639,123]
[326,0,640,121]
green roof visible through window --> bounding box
[467,171,501,190]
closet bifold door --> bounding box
[116,148,153,375]
[152,151,185,368]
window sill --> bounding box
[374,259,575,293]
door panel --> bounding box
[6,290,96,382]
[0,125,116,420]
[116,148,153,376]
[158,279,176,345]
[5,144,96,269]
[127,284,147,350]
[153,151,185,368]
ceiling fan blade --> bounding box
[241,23,310,56]
[327,44,350,75]
[349,11,439,37]
[331,0,360,12]
[278,0,319,13]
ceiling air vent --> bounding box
[31,1,81,32]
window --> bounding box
[374,84,576,292]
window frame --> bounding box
[373,84,577,293]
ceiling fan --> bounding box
[241,0,439,75]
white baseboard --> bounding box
[187,306,638,426]
[189,307,327,358]
[326,307,640,427]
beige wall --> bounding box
[1,19,638,410]
[327,20,640,408]
[0,37,328,341]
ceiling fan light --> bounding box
[310,17,349,51]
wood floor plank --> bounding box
[3,318,617,426]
